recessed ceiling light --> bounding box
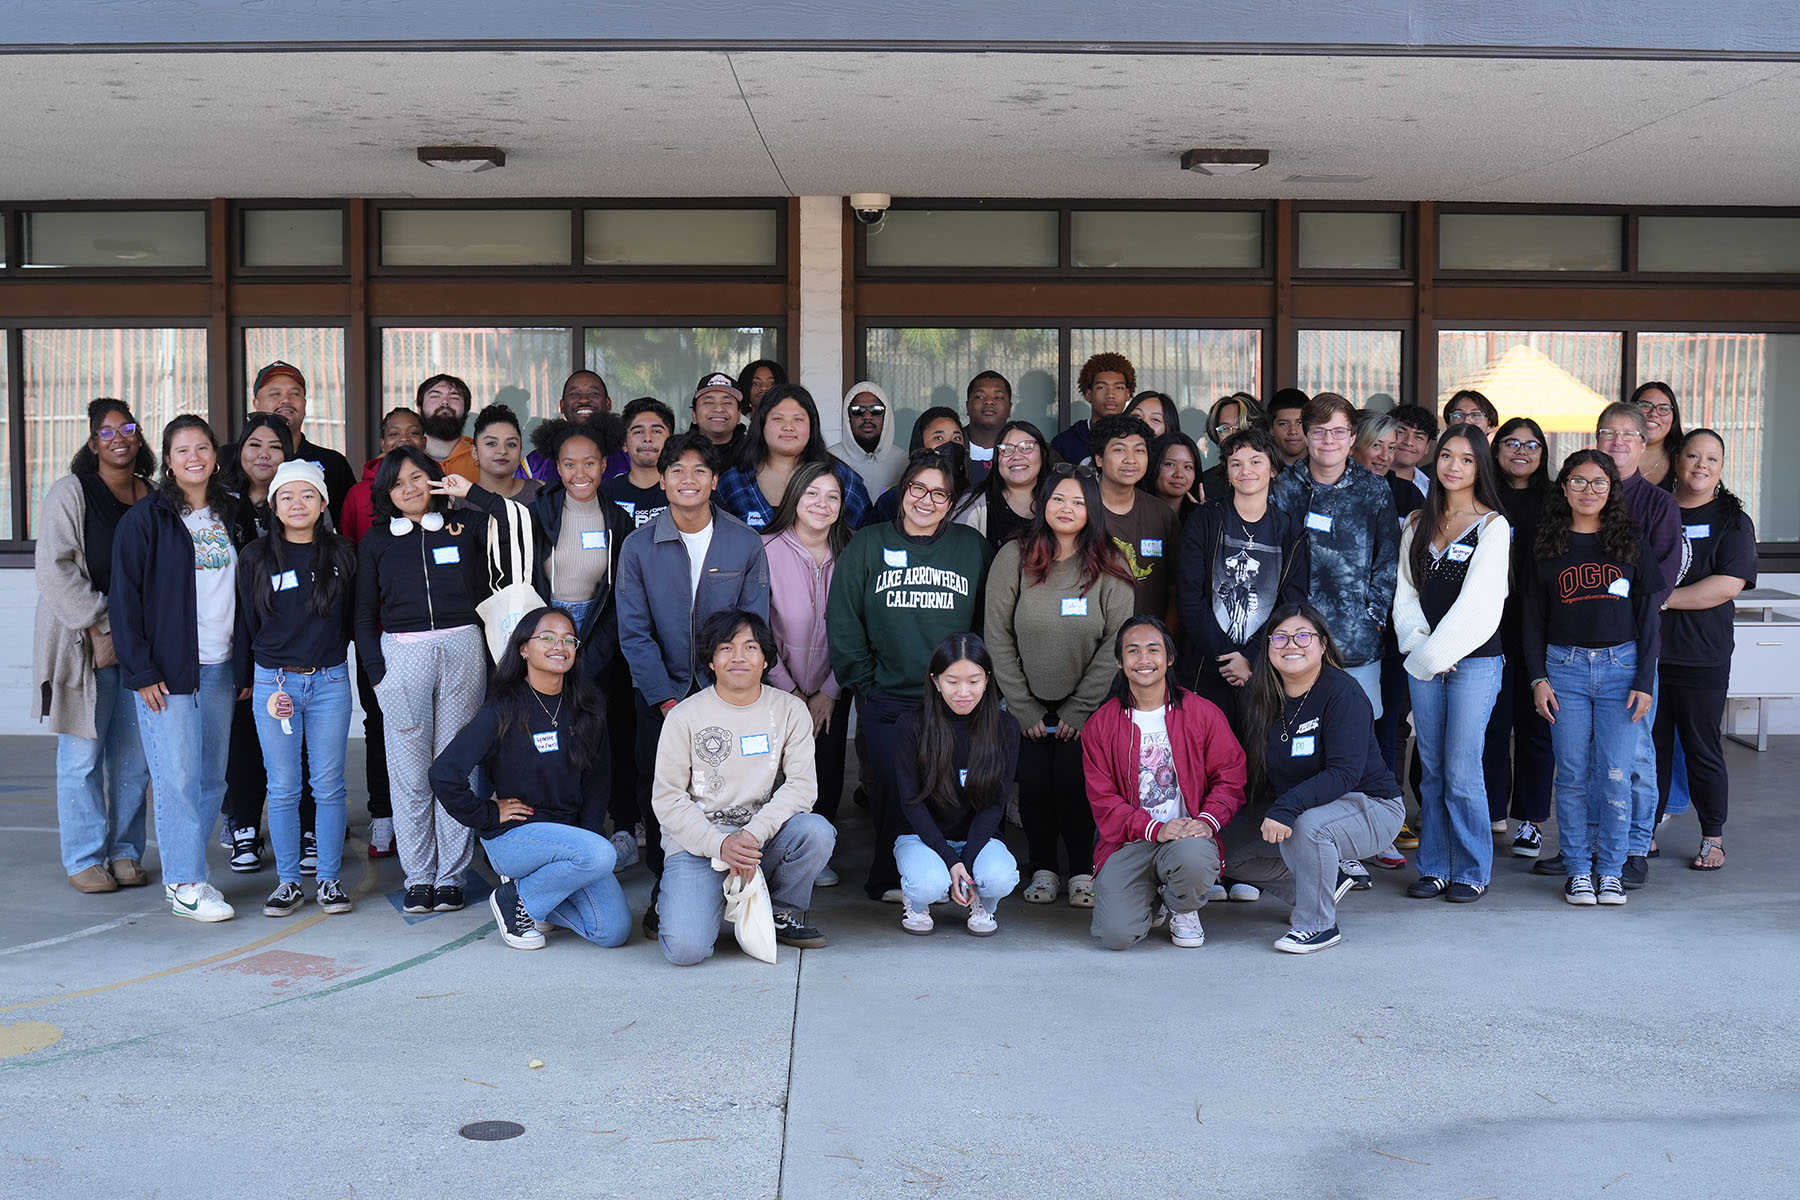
[1180,148,1269,176]
[417,145,506,173]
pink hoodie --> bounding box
[761,528,839,698]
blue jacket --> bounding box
[111,494,255,694]
[1270,458,1398,668]
[615,508,770,707]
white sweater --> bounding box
[1392,513,1511,681]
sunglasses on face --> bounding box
[1269,630,1317,648]
[97,424,140,441]
[847,404,886,418]
[1501,438,1542,452]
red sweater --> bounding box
[340,455,383,544]
[1083,687,1248,872]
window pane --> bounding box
[0,338,10,537]
[1438,330,1622,470]
[1298,330,1403,407]
[584,328,775,419]
[380,210,571,267]
[1439,213,1623,272]
[380,328,573,442]
[243,209,345,268]
[1069,329,1263,453]
[1297,212,1404,270]
[862,328,1059,445]
[864,211,1058,269]
[1071,211,1262,269]
[22,328,208,536]
[1638,216,1800,274]
[243,328,348,453]
[23,210,207,269]
[584,209,777,267]
[1638,332,1800,542]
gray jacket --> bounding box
[615,507,771,707]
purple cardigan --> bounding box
[761,528,839,698]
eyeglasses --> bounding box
[847,404,886,418]
[1307,427,1352,444]
[1050,463,1099,481]
[96,423,140,441]
[531,633,582,648]
[904,481,952,506]
[1268,630,1317,648]
[1446,409,1488,424]
[996,440,1039,458]
[1633,401,1675,417]
[1564,477,1612,494]
[1212,422,1241,437]
[1595,429,1645,445]
[1501,438,1542,452]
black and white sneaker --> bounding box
[489,880,545,950]
[773,910,828,949]
[1340,859,1373,890]
[229,827,264,873]
[316,879,353,914]
[1446,881,1486,903]
[1596,875,1628,906]
[432,885,465,912]
[1274,926,1342,954]
[1407,875,1449,899]
[402,884,435,914]
[1511,821,1543,858]
[1564,874,1597,906]
[299,832,318,877]
[263,880,305,918]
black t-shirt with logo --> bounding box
[601,477,669,532]
[1660,498,1757,670]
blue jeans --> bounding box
[1343,660,1384,721]
[1408,655,1503,886]
[483,821,631,947]
[1544,644,1638,878]
[135,661,236,884]
[252,664,352,885]
[56,665,151,874]
[1627,676,1661,856]
[894,834,1021,907]
[659,812,836,966]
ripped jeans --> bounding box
[1544,643,1638,879]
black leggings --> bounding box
[224,694,314,835]
[1481,643,1555,824]
[1654,666,1729,838]
[1016,733,1093,877]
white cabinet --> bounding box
[1726,589,1800,751]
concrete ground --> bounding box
[2,733,1797,1200]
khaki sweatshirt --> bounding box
[651,684,819,859]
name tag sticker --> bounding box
[883,548,909,569]
[1305,511,1334,533]
[1060,597,1089,617]
[959,768,968,787]
[1447,543,1474,563]
[271,569,299,591]
[740,733,770,757]
[1684,523,1711,540]
[532,730,559,754]
[1140,538,1164,559]
[1607,576,1632,598]
[580,529,608,550]
[1290,736,1316,757]
[432,546,461,565]
[616,501,636,519]
[747,512,767,529]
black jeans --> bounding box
[632,692,671,879]
[1654,664,1729,837]
[812,692,855,825]
[1374,633,1410,778]
[858,688,921,899]
[603,664,640,834]
[1481,643,1555,824]
[224,692,314,835]
[356,656,391,820]
[1016,732,1093,877]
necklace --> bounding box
[1278,684,1314,743]
[532,688,564,729]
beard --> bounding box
[422,411,467,442]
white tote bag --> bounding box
[713,858,778,964]
[474,499,541,664]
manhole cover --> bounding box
[459,1120,525,1141]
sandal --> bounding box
[1690,839,1725,872]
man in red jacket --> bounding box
[1084,615,1247,950]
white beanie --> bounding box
[269,459,329,505]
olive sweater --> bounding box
[982,541,1135,730]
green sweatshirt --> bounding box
[826,520,993,698]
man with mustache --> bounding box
[249,361,356,530]
[417,373,480,481]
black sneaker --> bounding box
[488,880,545,950]
[1273,926,1342,954]
[1340,859,1374,890]
[1446,881,1487,903]
[1564,874,1597,906]
[1597,875,1628,906]
[1620,855,1649,890]
[642,899,659,940]
[299,832,319,877]
[432,885,465,912]
[402,884,435,914]
[773,910,828,949]
[1511,821,1543,858]
[229,826,265,873]
[1407,875,1449,899]
[262,880,305,918]
[316,879,353,914]
[1532,852,1566,877]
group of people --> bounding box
[34,349,1754,960]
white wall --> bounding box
[797,195,846,442]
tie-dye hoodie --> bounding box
[1270,457,1399,668]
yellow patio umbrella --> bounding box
[1440,344,1611,433]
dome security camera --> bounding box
[850,193,892,225]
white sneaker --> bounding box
[1227,882,1262,902]
[609,830,639,872]
[814,864,840,888]
[879,887,905,904]
[170,882,235,922]
[966,893,997,936]
[1067,874,1096,908]
[1022,870,1059,905]
[1205,882,1228,902]
[368,817,394,854]
[900,896,934,934]
[1168,908,1206,948]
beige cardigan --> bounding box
[32,474,113,738]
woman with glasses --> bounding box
[986,463,1135,908]
[433,607,632,950]
[1199,392,1262,500]
[1524,451,1659,907]
[1143,430,1205,522]
[1655,429,1755,873]
[717,384,871,532]
[954,419,1052,549]
[1629,381,1684,491]
[828,449,994,901]
[35,399,156,894]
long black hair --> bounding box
[369,445,447,521]
[738,382,840,475]
[910,633,1009,824]
[1674,428,1746,520]
[220,411,295,497]
[489,607,608,773]
[70,397,155,478]
[908,406,964,452]
[1405,424,1505,589]
[1102,614,1184,711]
[244,493,357,621]
[1492,416,1551,496]
[1125,390,1183,437]
[763,459,853,557]
[1239,602,1344,792]
[155,414,235,517]
[735,358,787,414]
[1535,450,1641,565]
[1017,464,1133,592]
[958,417,1052,522]
[1630,380,1685,492]
[1142,430,1205,512]
[892,448,964,534]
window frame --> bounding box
[5,201,213,279]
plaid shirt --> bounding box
[716,460,872,532]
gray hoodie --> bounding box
[830,380,907,498]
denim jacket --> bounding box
[1270,458,1398,667]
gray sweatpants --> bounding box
[1224,791,1404,934]
[374,627,485,889]
[1091,836,1220,950]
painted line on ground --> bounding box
[0,909,163,958]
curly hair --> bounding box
[1077,352,1137,395]
[1535,449,1640,566]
